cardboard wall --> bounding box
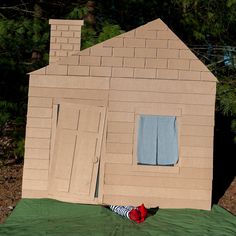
[102,78,215,209]
[22,18,217,210]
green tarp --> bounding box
[0,199,235,236]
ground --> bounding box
[0,161,23,224]
[0,161,235,224]
[218,177,236,215]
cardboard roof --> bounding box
[30,18,217,82]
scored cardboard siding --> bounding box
[23,169,49,180]
[24,18,217,210]
[30,75,110,89]
[105,163,212,179]
[29,87,109,100]
[105,154,133,164]
[27,118,52,128]
[105,174,212,190]
[181,116,214,126]
[54,98,107,107]
[28,97,53,107]
[24,148,50,159]
[26,128,51,139]
[181,146,213,158]
[25,138,50,149]
[103,185,211,201]
[181,125,214,136]
[180,136,214,148]
[107,111,135,122]
[107,133,133,144]
[22,179,48,191]
[107,122,134,134]
[22,190,48,198]
[110,78,216,94]
[181,158,213,168]
[27,107,52,118]
[108,101,215,117]
[106,143,133,154]
[109,90,215,105]
[102,195,211,210]
[24,158,49,170]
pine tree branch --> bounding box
[0,13,7,19]
[0,5,47,19]
[20,0,29,12]
[0,6,34,15]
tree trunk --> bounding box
[85,1,95,25]
[34,1,43,19]
[31,0,43,62]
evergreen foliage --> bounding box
[0,0,235,161]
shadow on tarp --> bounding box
[212,113,236,204]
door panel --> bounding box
[58,105,80,130]
[79,109,101,133]
[70,134,98,195]
[49,103,106,203]
[54,131,77,180]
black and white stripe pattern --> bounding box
[110,205,134,219]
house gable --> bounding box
[31,18,217,82]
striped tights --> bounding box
[109,205,134,219]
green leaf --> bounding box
[67,6,88,19]
[227,0,236,7]
[98,23,124,43]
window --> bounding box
[137,115,178,166]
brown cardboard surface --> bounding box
[23,18,217,210]
[48,103,106,204]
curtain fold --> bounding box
[157,116,178,165]
[137,116,158,165]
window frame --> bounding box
[132,107,182,174]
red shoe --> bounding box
[137,204,148,220]
[128,209,141,223]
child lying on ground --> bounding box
[109,204,148,223]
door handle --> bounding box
[93,156,99,163]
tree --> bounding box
[0,0,235,163]
[171,0,236,142]
[0,1,125,160]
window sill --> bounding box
[131,164,180,174]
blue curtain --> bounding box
[137,115,178,165]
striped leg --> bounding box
[110,205,134,219]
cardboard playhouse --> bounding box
[22,18,217,210]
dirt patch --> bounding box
[0,162,235,224]
[218,177,236,216]
[0,161,23,224]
